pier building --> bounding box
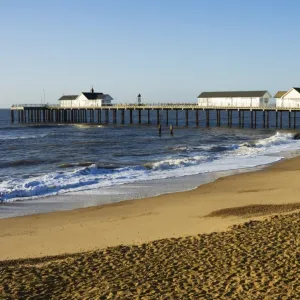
[275,88,300,109]
[59,88,113,107]
[197,91,273,108]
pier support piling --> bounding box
[185,110,188,127]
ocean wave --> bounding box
[0,133,48,140]
[1,132,299,202]
[146,155,208,170]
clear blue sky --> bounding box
[1,0,300,108]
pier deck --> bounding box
[10,104,300,129]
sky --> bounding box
[1,0,300,108]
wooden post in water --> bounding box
[138,109,141,124]
[158,124,162,136]
[105,109,109,124]
[130,109,133,124]
[276,111,278,128]
[113,109,117,124]
[238,110,241,127]
[121,109,125,124]
[147,110,150,124]
[64,109,68,123]
[254,110,257,128]
[20,110,24,123]
[289,111,291,129]
[263,111,265,128]
[156,109,160,125]
[294,111,296,129]
[166,109,169,125]
[195,110,199,126]
[251,111,253,128]
[170,125,173,135]
[206,110,210,127]
[266,111,269,128]
[280,111,283,128]
[242,111,244,128]
[176,110,178,126]
[227,110,230,127]
[185,109,188,126]
[10,110,14,123]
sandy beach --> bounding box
[1,156,300,298]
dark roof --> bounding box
[273,91,287,98]
[197,91,269,98]
[293,87,300,93]
[82,92,105,100]
[58,95,78,100]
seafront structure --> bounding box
[197,91,273,108]
[10,87,300,129]
[275,88,300,108]
[59,88,113,107]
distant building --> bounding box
[197,91,273,108]
[275,88,300,108]
[59,88,113,107]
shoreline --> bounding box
[1,154,300,260]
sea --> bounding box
[1,108,300,219]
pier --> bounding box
[10,104,300,129]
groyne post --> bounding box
[138,109,141,124]
[129,109,133,124]
[121,109,125,124]
[266,111,269,128]
[170,125,173,135]
[113,109,117,124]
[156,109,160,125]
[263,111,265,128]
[206,110,210,127]
[105,109,109,124]
[276,111,278,128]
[196,110,199,126]
[227,110,230,127]
[158,124,162,135]
[166,109,169,125]
[289,111,291,129]
[147,110,150,124]
[242,111,244,128]
[176,110,178,126]
[185,109,188,126]
[10,110,14,123]
[294,111,296,129]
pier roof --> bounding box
[58,95,78,100]
[273,91,287,98]
[198,91,269,98]
[82,92,106,100]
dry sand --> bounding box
[1,156,300,260]
[1,212,299,299]
[1,156,300,298]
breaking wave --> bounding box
[1,132,299,202]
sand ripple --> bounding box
[1,212,299,299]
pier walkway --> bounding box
[10,104,300,129]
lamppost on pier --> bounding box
[137,93,142,106]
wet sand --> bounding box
[1,156,300,260]
[1,156,300,298]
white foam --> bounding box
[1,131,299,202]
[0,133,48,140]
